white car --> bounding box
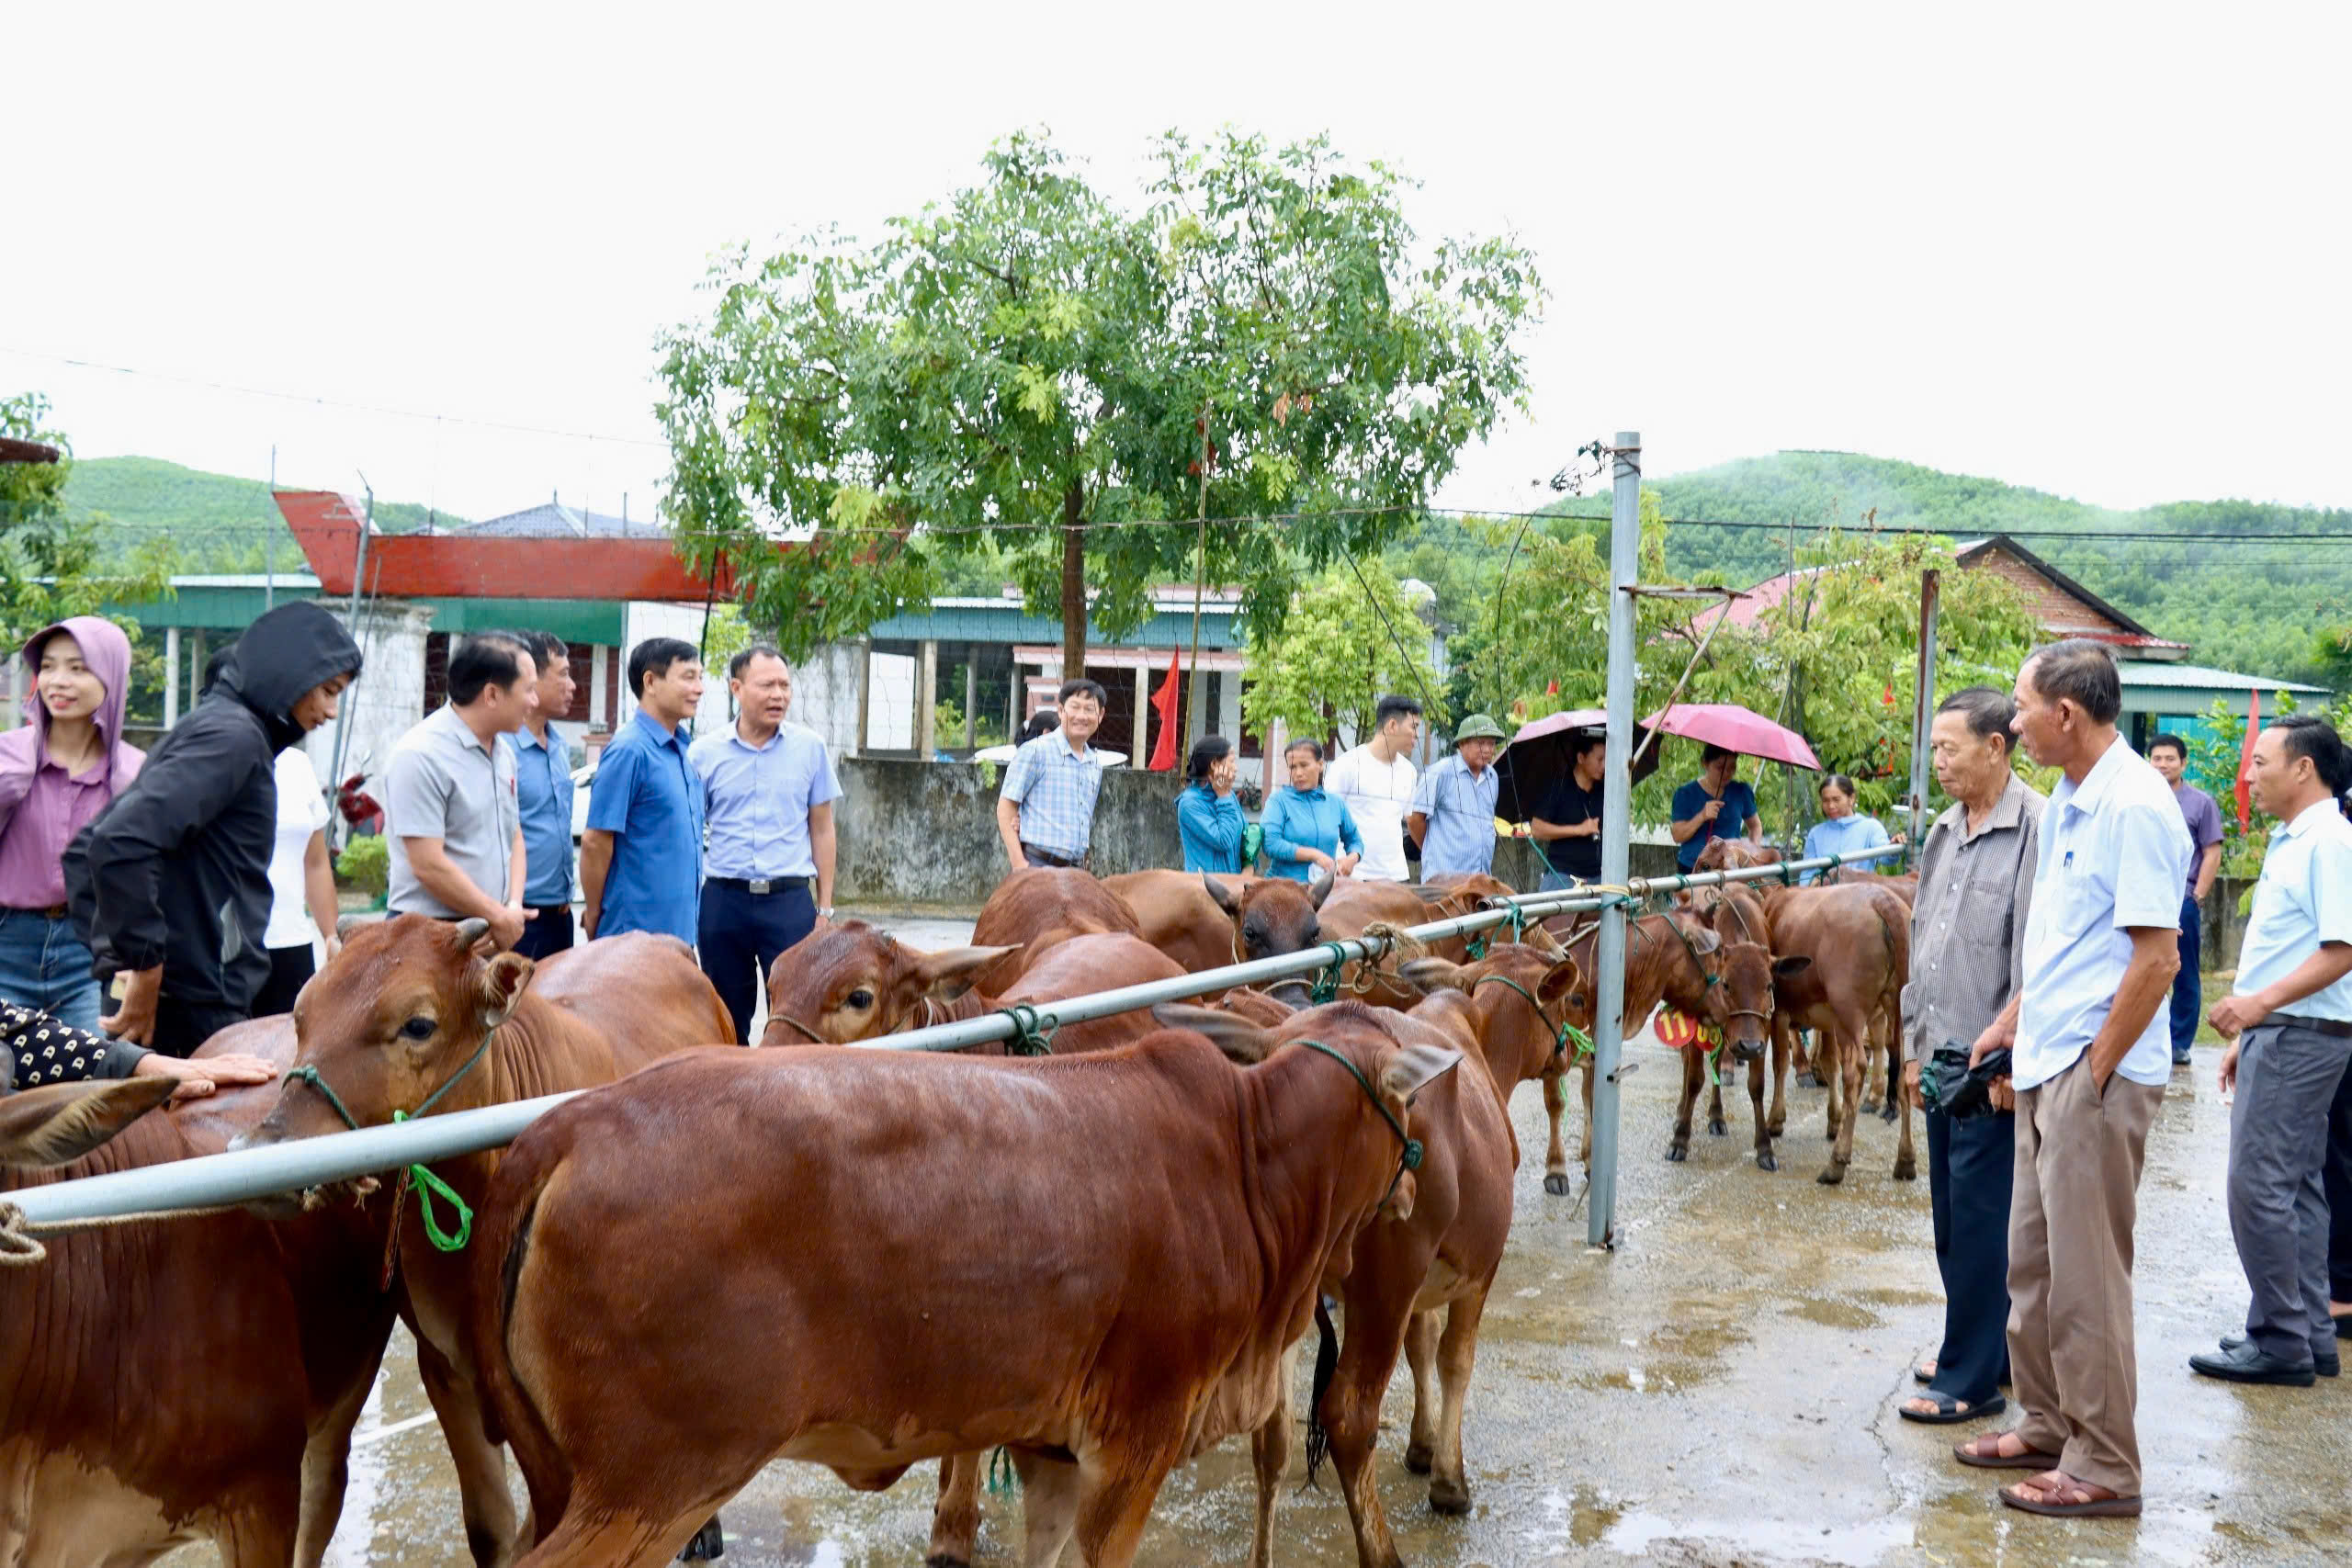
[971,744,1126,766]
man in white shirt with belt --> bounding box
[1324,694,1421,882]
[2195,716,2352,1388]
[1952,639,2188,1520]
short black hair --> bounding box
[1937,686,2016,750]
[1018,708,1061,744]
[521,629,570,672]
[1820,773,1859,799]
[1701,743,1736,767]
[1184,734,1233,784]
[729,644,786,682]
[2274,714,2352,797]
[448,633,533,706]
[628,637,701,699]
[1057,677,1108,710]
[1569,732,1606,764]
[2024,639,2122,726]
[1374,694,1422,731]
[2147,733,2189,761]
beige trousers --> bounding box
[2006,1055,2165,1495]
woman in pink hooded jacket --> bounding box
[0,616,143,1029]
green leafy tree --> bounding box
[1240,558,1443,744]
[657,130,1541,675]
[0,393,175,668]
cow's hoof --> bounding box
[1881,1100,1900,1124]
[1796,1071,1818,1088]
[1666,1143,1688,1162]
[1429,1475,1473,1516]
[1816,1165,1847,1187]
[1708,1116,1728,1137]
[1768,1120,1787,1138]
[1894,1156,1917,1181]
[1860,1097,1881,1115]
[681,1518,727,1561]
[1757,1149,1778,1172]
[1543,1171,1573,1197]
[1404,1440,1434,1474]
[925,1557,973,1568]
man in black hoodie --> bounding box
[66,601,364,1056]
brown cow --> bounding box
[240,917,736,1568]
[467,1021,1461,1567]
[1691,838,1784,876]
[1101,869,1333,1001]
[1157,998,1516,1567]
[968,867,1142,993]
[1393,942,1589,1194]
[2,1032,395,1568]
[1315,879,1492,1008]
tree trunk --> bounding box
[1059,479,1087,682]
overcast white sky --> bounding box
[7,3,2346,524]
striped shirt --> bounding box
[1001,731,1104,861]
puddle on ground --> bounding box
[1600,1506,1917,1564]
[1787,1297,1883,1330]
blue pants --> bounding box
[2169,893,2202,1060]
[0,908,100,1032]
[698,881,817,1044]
[1538,870,1585,892]
[1928,1103,2014,1404]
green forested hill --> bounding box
[63,457,458,574]
[1548,451,2349,686]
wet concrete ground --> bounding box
[175,914,2352,1566]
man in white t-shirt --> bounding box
[1324,694,1423,882]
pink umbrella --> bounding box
[1640,703,1822,772]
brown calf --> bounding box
[1100,869,1333,1002]
[468,1021,1460,1567]
[969,867,1143,994]
[241,918,735,1568]
[1748,884,1915,1184]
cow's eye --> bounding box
[846,989,875,1010]
[1303,923,1320,943]
[400,1016,436,1041]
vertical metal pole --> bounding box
[1589,431,1641,1248]
[1907,569,1940,856]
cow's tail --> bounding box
[1303,1295,1340,1489]
[469,1128,574,1530]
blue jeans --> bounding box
[1538,870,1585,892]
[0,908,101,1032]
[2169,893,2202,1060]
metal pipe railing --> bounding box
[8,845,1904,1227]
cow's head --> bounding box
[1202,873,1333,1005]
[761,920,1017,1046]
[1680,909,1801,1065]
[245,915,537,1153]
[1413,872,1518,920]
[1394,944,1586,1071]
[0,1077,176,1175]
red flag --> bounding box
[1545,680,1560,696]
[2233,691,2261,832]
[1148,647,1183,771]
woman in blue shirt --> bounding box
[1801,773,1893,883]
[1177,736,1248,874]
[1671,744,1762,872]
[1262,739,1363,882]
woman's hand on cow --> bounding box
[102,965,163,1045]
[133,1050,279,1103]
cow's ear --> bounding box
[0,1077,175,1168]
[1306,870,1336,910]
[1396,956,1466,995]
[914,944,1017,1000]
[1773,954,1814,978]
[1152,1002,1273,1064]
[478,952,537,1030]
[1682,923,1722,955]
[1537,957,1585,1007]
[1380,1041,1463,1102]
[1202,874,1242,917]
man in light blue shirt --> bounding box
[689,646,842,1042]
[2195,716,2352,1388]
[995,679,1107,871]
[503,630,579,960]
[1955,640,2187,1518]
[1408,714,1510,879]
[582,639,705,947]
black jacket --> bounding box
[65,601,363,1012]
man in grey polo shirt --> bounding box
[2196,716,2352,1388]
[1952,639,2188,1520]
[387,633,536,950]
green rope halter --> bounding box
[1294,1038,1423,1207]
[278,1027,498,1256]
[1471,972,1592,1067]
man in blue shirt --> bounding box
[581,638,705,947]
[1671,744,1761,872]
[1408,714,1512,878]
[996,679,1108,871]
[503,630,579,960]
[689,646,842,1042]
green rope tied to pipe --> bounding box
[1293,1039,1423,1209]
[390,1110,474,1252]
[987,1446,1022,1495]
[998,1004,1057,1056]
[1776,858,1798,886]
[1508,903,1528,943]
[1464,931,1487,961]
[1308,941,1353,1005]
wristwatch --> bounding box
[818,906,835,920]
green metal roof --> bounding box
[107,576,625,646]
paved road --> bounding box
[171,911,2352,1566]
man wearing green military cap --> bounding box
[1408,713,1517,878]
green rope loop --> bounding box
[1471,973,1583,1069]
[280,1064,363,1132]
[987,1446,1022,1495]
[1294,1039,1423,1208]
[1308,941,1353,1005]
[1508,904,1528,943]
[1464,931,1487,961]
[390,1110,474,1252]
[999,1004,1057,1056]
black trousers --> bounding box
[146,998,250,1059]
[1928,1103,2015,1403]
[2326,1053,2352,1305]
[512,904,577,962]
[698,881,818,1044]
[250,944,317,1018]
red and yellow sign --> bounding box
[1653,1006,1724,1052]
